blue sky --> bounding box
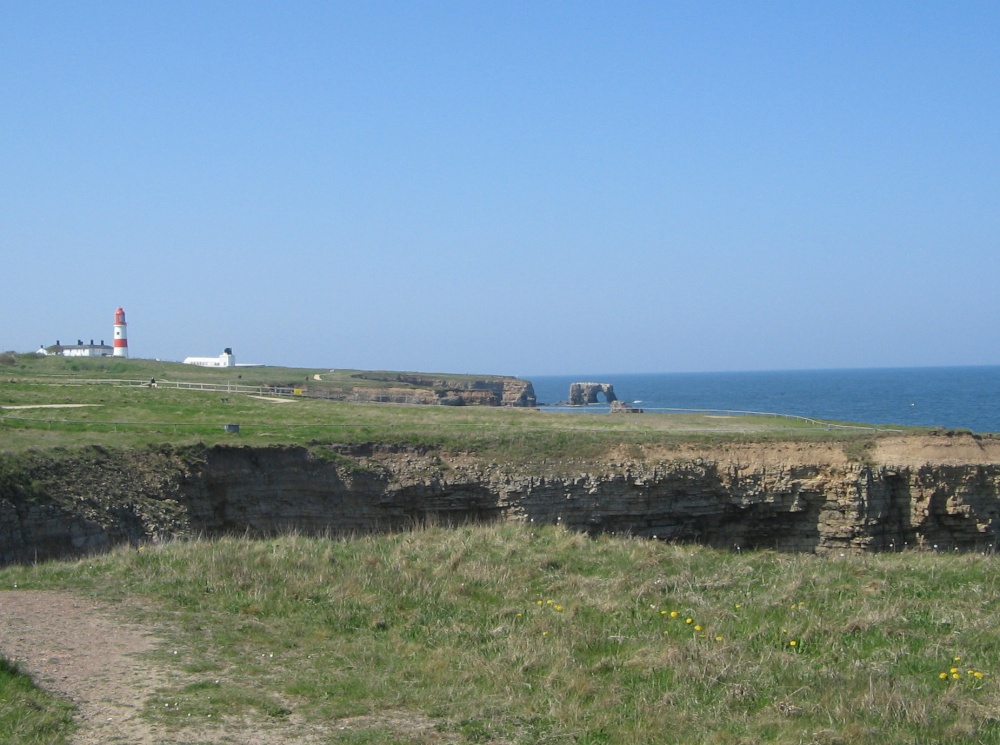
[3,2,998,375]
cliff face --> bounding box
[2,434,999,563]
[319,375,537,407]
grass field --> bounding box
[0,352,516,388]
[0,354,910,459]
[1,355,952,743]
[2,525,999,744]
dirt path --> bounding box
[0,591,350,744]
[0,591,444,744]
[0,590,168,744]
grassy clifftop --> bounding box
[1,352,521,392]
[0,354,899,458]
[2,356,997,743]
[4,524,1000,744]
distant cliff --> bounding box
[2,433,999,563]
[306,374,536,407]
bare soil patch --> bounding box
[0,591,371,744]
[873,433,1000,466]
[0,590,166,744]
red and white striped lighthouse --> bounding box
[113,307,128,358]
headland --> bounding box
[2,354,1000,563]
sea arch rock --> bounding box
[568,382,618,406]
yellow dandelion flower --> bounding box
[954,657,962,662]
[542,631,549,636]
[715,636,724,642]
[789,640,798,647]
[663,630,669,636]
[536,600,543,606]
[546,599,553,605]
[516,613,523,618]
[554,605,563,612]
[953,673,961,679]
[950,667,959,674]
[670,611,679,618]
[685,618,693,624]
[735,604,742,609]
[694,625,703,631]
[968,669,975,676]
[660,610,668,615]
[939,672,949,679]
[975,672,985,679]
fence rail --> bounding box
[50,377,302,397]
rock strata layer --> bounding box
[312,376,537,407]
[2,433,999,563]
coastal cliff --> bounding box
[2,433,999,563]
[313,374,537,407]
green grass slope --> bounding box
[2,525,999,744]
[0,657,75,744]
[0,352,520,390]
[1,355,908,456]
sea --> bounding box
[528,366,1000,434]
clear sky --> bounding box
[2,2,998,375]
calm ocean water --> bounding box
[528,367,1000,433]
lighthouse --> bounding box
[113,307,128,358]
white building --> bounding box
[183,348,236,368]
[37,308,129,359]
[36,340,113,357]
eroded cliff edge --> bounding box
[2,433,999,563]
